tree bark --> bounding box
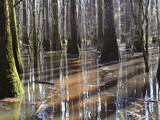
[101,0,119,62]
[0,0,23,98]
[52,0,61,51]
[67,0,79,54]
[22,0,29,45]
[9,0,23,74]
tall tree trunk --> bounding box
[9,0,23,74]
[120,0,126,43]
[61,0,65,45]
[32,0,38,68]
[77,0,82,48]
[97,0,103,50]
[101,0,119,62]
[67,0,79,54]
[22,0,29,45]
[156,0,159,40]
[43,0,50,52]
[0,0,23,98]
[130,0,143,52]
[52,0,61,51]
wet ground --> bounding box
[0,46,160,120]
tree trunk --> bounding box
[32,0,38,68]
[43,0,50,52]
[0,0,23,98]
[9,0,23,74]
[97,0,103,51]
[52,0,61,51]
[67,0,79,54]
[101,0,119,62]
[22,0,29,45]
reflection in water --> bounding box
[0,48,160,120]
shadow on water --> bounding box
[0,48,160,120]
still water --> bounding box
[0,48,160,120]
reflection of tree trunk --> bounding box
[1,101,22,120]
[143,76,150,97]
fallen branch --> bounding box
[34,81,54,86]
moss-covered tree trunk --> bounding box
[51,0,61,51]
[101,0,119,62]
[9,0,23,74]
[67,0,79,54]
[0,0,23,98]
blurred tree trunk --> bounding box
[77,0,82,48]
[32,0,38,68]
[61,0,65,45]
[120,0,126,43]
[43,0,50,51]
[97,0,103,51]
[9,0,23,74]
[22,0,29,45]
[101,0,119,62]
[130,0,142,52]
[0,0,23,98]
[52,0,61,51]
[67,0,79,54]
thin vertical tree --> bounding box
[32,0,38,67]
[22,0,29,45]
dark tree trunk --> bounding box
[0,0,23,98]
[32,0,38,68]
[52,0,61,51]
[101,0,119,62]
[97,0,103,50]
[43,0,50,52]
[67,0,79,54]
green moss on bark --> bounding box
[9,0,23,74]
[0,0,23,99]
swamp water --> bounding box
[0,48,160,120]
